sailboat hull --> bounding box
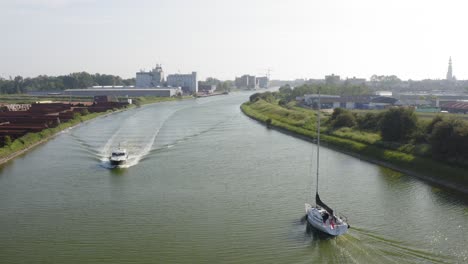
[305,203,348,236]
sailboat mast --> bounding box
[316,90,321,195]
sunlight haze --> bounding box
[1,0,467,80]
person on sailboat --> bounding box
[322,212,329,223]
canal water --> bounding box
[0,92,466,263]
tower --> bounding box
[446,57,453,80]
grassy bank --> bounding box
[241,100,468,193]
[0,95,193,164]
[0,110,117,163]
[132,96,188,106]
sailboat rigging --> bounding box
[304,91,349,236]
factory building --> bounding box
[167,72,198,94]
[64,88,181,97]
[136,64,165,88]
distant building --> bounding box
[198,84,217,94]
[257,77,269,88]
[325,74,341,86]
[375,91,393,97]
[167,72,198,94]
[235,75,258,89]
[235,75,249,89]
[446,57,454,81]
[300,94,397,110]
[345,77,366,86]
[93,95,119,103]
[440,101,468,114]
[64,88,180,97]
[247,75,258,89]
[136,64,165,88]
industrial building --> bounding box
[257,77,269,88]
[64,88,181,97]
[300,94,397,110]
[167,72,198,94]
[235,75,259,89]
[136,64,165,88]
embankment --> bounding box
[241,102,468,194]
[0,96,192,166]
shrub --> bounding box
[429,118,468,162]
[357,112,382,131]
[380,107,417,142]
[332,111,356,128]
[249,93,262,102]
[80,108,89,115]
[330,108,356,129]
[330,108,346,121]
[4,136,12,147]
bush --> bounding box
[357,112,382,131]
[4,136,12,147]
[249,93,262,103]
[426,115,443,134]
[80,108,89,115]
[429,118,468,162]
[332,111,356,128]
[380,108,417,142]
[330,108,346,121]
[330,108,356,129]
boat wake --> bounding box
[298,219,455,263]
[70,99,239,170]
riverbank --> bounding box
[0,96,192,166]
[0,109,121,166]
[195,92,228,98]
[241,101,468,194]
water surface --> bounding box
[0,92,466,263]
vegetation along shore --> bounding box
[0,95,187,166]
[241,87,468,194]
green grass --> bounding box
[0,95,190,161]
[331,127,381,144]
[241,100,468,188]
[351,109,468,121]
[0,109,115,160]
[132,96,188,106]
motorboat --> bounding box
[109,146,128,166]
[305,91,349,236]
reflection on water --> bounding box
[0,92,466,263]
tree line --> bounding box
[0,72,136,94]
[328,107,468,166]
[199,77,234,92]
[250,87,468,167]
[276,83,371,103]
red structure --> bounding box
[0,99,128,146]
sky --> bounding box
[1,0,468,81]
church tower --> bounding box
[446,57,453,80]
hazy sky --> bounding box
[1,0,467,81]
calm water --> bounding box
[0,92,467,263]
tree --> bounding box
[4,136,12,147]
[330,108,356,129]
[13,76,24,93]
[357,112,382,131]
[429,118,468,161]
[379,108,417,142]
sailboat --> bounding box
[305,92,349,236]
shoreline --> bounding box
[241,103,468,195]
[0,97,191,166]
[0,108,124,166]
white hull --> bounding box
[110,158,127,166]
[109,147,128,167]
[305,203,348,236]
